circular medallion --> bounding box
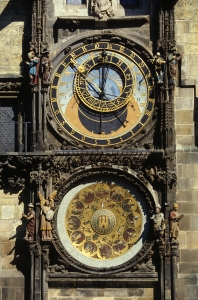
[91,209,116,234]
[54,169,156,273]
[64,183,143,261]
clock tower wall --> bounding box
[2,1,198,300]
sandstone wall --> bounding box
[0,0,198,299]
[0,0,31,76]
[175,1,198,299]
[0,190,27,299]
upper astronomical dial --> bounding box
[50,41,155,146]
[75,49,133,113]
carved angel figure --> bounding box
[38,190,57,240]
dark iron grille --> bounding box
[0,104,16,152]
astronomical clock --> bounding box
[0,0,178,298]
[48,34,157,274]
[49,34,155,148]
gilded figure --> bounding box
[38,190,57,240]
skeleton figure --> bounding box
[38,190,57,240]
[151,52,166,83]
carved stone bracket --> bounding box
[0,151,166,191]
[42,244,50,269]
[28,242,42,257]
[131,248,155,273]
[0,81,23,92]
[157,242,166,258]
[30,165,49,185]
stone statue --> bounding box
[168,47,182,79]
[170,203,184,241]
[25,51,39,86]
[38,190,57,240]
[151,52,166,83]
[41,49,52,85]
[91,0,114,19]
[150,204,165,243]
[22,203,35,240]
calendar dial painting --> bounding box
[65,183,142,260]
[56,180,151,271]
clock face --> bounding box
[51,40,155,146]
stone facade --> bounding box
[174,1,198,299]
[0,0,198,299]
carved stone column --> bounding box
[42,244,50,300]
[158,242,166,300]
[34,243,42,300]
[29,243,36,300]
[170,242,179,300]
[29,0,49,151]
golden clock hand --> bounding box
[75,64,102,96]
[86,77,102,93]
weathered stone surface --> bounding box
[175,110,194,125]
[190,21,198,33]
[1,256,16,270]
[176,136,195,146]
[185,231,198,249]
[175,11,192,20]
[175,97,194,110]
[104,289,127,297]
[165,289,171,300]
[186,164,198,177]
[177,152,198,165]
[0,275,24,287]
[176,189,193,202]
[175,21,189,33]
[179,214,190,231]
[178,274,198,286]
[177,281,198,298]
[191,215,198,230]
[179,202,198,214]
[49,289,77,297]
[176,87,194,98]
[0,220,13,232]
[1,205,15,220]
[178,231,186,249]
[2,287,16,300]
[175,0,188,9]
[127,288,144,297]
[1,242,15,256]
[180,249,198,262]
